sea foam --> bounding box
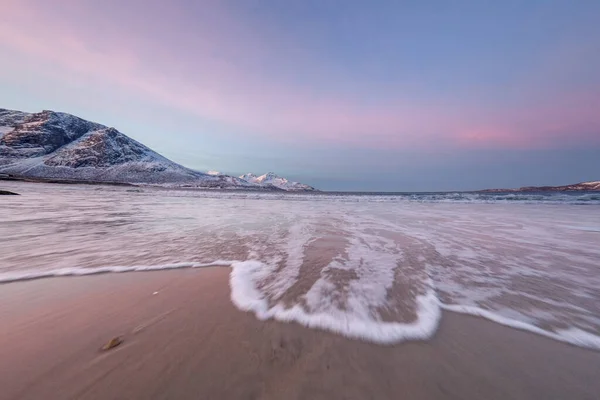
[0,261,235,284]
[229,259,442,343]
[441,304,600,350]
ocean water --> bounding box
[1,182,600,349]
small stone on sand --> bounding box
[102,337,123,351]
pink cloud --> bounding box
[0,0,598,150]
[452,90,600,149]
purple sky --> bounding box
[1,0,599,191]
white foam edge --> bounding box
[441,304,600,350]
[0,260,237,284]
[229,260,442,344]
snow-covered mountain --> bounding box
[0,108,315,191]
[239,172,316,191]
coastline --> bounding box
[1,268,599,400]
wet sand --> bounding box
[1,268,599,400]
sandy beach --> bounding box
[2,1,600,398]
[1,268,599,400]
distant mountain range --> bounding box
[481,181,600,192]
[239,172,315,191]
[0,108,315,191]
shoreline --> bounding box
[0,175,306,192]
[1,268,599,400]
[2,264,600,351]
[4,177,600,195]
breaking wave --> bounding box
[137,190,600,205]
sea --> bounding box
[1,181,599,349]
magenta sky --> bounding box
[1,0,599,190]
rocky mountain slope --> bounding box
[0,108,315,190]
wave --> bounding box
[229,260,441,344]
[441,304,600,350]
[143,190,600,205]
[2,261,599,351]
[0,261,234,283]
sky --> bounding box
[0,0,599,191]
